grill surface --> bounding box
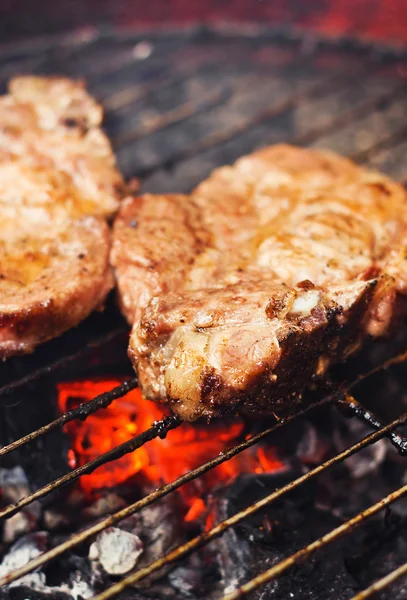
[2,25,407,600]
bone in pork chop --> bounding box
[112,144,407,421]
[0,76,124,357]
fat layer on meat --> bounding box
[112,144,407,421]
[0,76,124,357]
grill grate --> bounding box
[1,354,407,597]
[2,24,407,600]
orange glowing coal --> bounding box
[58,378,284,521]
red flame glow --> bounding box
[58,379,284,521]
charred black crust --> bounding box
[201,370,223,400]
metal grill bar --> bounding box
[1,400,405,591]
[221,482,407,600]
[0,326,127,400]
[0,402,319,588]
[135,76,406,180]
[102,53,321,114]
[0,377,139,457]
[90,412,407,600]
[103,64,213,112]
[350,124,407,164]
[1,344,405,520]
[350,562,407,599]
[114,69,345,156]
[1,28,407,600]
[292,83,407,149]
[112,85,231,146]
[131,74,353,178]
[0,414,180,520]
[338,394,407,454]
[0,354,404,589]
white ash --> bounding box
[56,572,94,600]
[131,499,185,586]
[169,559,205,597]
[31,565,97,600]
[11,569,94,600]
[0,531,48,580]
[89,527,143,575]
[3,512,33,544]
[0,466,28,488]
[136,502,178,560]
[0,531,97,598]
[0,466,41,520]
[9,571,46,590]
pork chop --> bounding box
[0,76,124,357]
[112,145,407,421]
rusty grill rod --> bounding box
[103,52,330,114]
[112,85,232,146]
[2,402,406,590]
[134,73,405,179]
[350,561,407,599]
[1,348,406,525]
[0,376,139,457]
[0,414,181,521]
[0,325,127,400]
[350,123,407,164]
[0,29,406,600]
[221,482,407,600]
[90,411,407,600]
[0,403,314,587]
[338,394,407,455]
[115,69,345,153]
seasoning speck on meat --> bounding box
[112,144,407,421]
[0,76,124,357]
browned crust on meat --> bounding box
[114,144,407,421]
[0,76,124,357]
[111,194,208,324]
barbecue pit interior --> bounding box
[2,23,407,600]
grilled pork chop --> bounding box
[112,145,407,421]
[0,76,124,357]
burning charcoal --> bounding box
[5,587,70,600]
[0,532,48,581]
[44,552,101,599]
[65,487,88,509]
[333,418,387,479]
[8,573,46,592]
[344,513,407,600]
[168,555,216,599]
[1,573,92,600]
[208,472,356,599]
[82,493,126,519]
[52,571,95,600]
[43,508,71,531]
[132,500,184,578]
[296,421,327,464]
[89,527,143,575]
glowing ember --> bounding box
[58,378,285,520]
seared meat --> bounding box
[0,77,124,357]
[112,144,407,421]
